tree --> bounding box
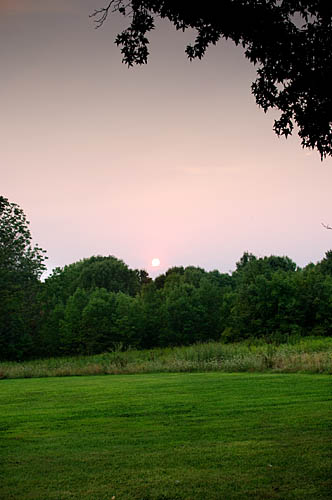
[59,288,90,355]
[137,281,169,347]
[226,270,300,341]
[81,288,117,354]
[111,292,142,348]
[0,196,47,360]
[293,265,332,336]
[0,196,47,283]
[45,255,141,301]
[316,250,332,276]
[91,1,332,159]
[163,281,210,345]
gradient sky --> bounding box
[2,0,332,277]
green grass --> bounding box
[1,372,331,499]
[1,337,332,379]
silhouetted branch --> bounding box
[90,1,112,28]
[321,222,332,230]
[90,1,131,28]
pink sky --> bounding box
[2,1,332,277]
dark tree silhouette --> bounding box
[91,1,332,159]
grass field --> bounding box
[1,372,331,499]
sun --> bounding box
[151,257,160,267]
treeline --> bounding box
[1,196,332,361]
[3,251,332,361]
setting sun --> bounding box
[151,258,160,267]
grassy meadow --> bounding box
[1,372,331,500]
[1,337,331,379]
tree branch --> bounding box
[90,1,131,29]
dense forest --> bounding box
[1,195,332,361]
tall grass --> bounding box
[0,337,331,379]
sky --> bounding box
[2,0,332,277]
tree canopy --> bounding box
[0,196,47,360]
[0,196,47,284]
[91,0,332,159]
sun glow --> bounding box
[151,258,160,267]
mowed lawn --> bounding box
[0,373,331,500]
